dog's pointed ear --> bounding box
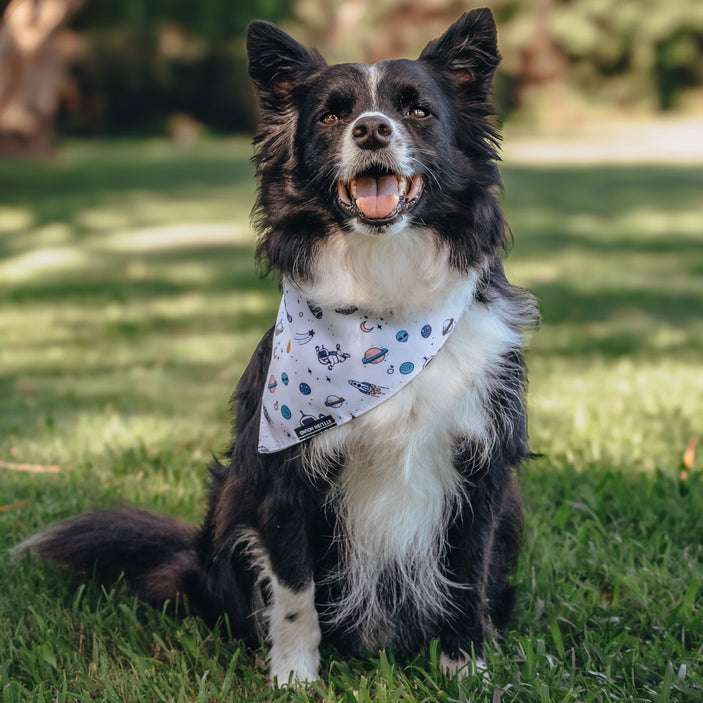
[418,9,499,87]
[247,21,326,105]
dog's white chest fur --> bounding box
[307,282,520,648]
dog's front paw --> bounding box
[267,577,322,686]
[269,647,320,686]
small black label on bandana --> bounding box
[294,415,337,440]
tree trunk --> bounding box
[0,0,85,157]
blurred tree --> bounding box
[291,0,703,123]
[59,0,294,137]
[2,0,701,146]
[547,0,703,111]
[0,0,85,156]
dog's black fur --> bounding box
[16,9,537,683]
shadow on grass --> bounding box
[502,164,703,218]
[3,246,275,304]
[500,164,703,359]
[1,148,701,449]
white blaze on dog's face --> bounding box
[247,11,506,281]
[332,93,426,235]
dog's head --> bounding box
[248,10,506,282]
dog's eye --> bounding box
[321,113,340,125]
[407,107,429,119]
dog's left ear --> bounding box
[419,8,500,87]
[247,21,326,106]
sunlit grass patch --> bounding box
[1,139,702,701]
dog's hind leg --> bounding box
[439,454,524,679]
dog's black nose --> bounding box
[351,115,393,150]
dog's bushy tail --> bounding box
[13,507,200,610]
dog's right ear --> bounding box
[247,22,326,106]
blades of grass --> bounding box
[549,619,566,662]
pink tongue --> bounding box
[355,175,399,219]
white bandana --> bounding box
[258,282,469,453]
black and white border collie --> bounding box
[15,9,538,685]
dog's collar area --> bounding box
[258,282,467,453]
[336,169,424,227]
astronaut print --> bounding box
[258,282,469,453]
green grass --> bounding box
[1,138,702,701]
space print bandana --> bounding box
[258,282,468,453]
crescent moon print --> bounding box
[360,321,374,333]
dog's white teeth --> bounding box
[398,176,408,198]
[408,174,424,201]
[349,180,357,199]
[337,181,352,206]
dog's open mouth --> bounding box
[336,168,424,226]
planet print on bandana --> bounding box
[258,281,470,453]
[362,347,388,364]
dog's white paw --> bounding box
[267,576,322,686]
[269,647,320,686]
[439,651,488,681]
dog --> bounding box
[15,9,538,685]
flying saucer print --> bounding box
[299,410,326,426]
[267,375,277,392]
[299,411,316,426]
[362,347,388,364]
[324,395,345,408]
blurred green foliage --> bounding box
[52,0,703,135]
[60,0,294,135]
[70,0,291,41]
[546,0,703,110]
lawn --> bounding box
[1,138,702,701]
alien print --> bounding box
[258,281,469,452]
